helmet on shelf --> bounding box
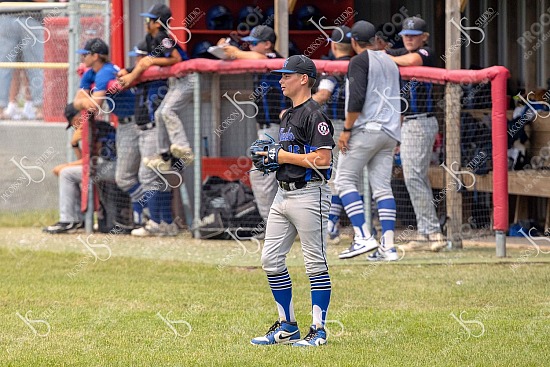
[238,5,264,29]
[206,5,233,30]
[295,4,323,30]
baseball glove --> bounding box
[249,135,282,175]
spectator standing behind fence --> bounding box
[216,25,285,225]
[386,16,445,252]
[312,26,353,245]
[43,105,84,233]
[0,0,47,120]
[118,3,194,173]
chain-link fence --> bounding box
[118,61,507,248]
[0,1,109,226]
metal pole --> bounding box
[67,0,78,162]
[85,115,94,234]
[193,73,201,238]
[496,230,506,257]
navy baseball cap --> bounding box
[272,55,317,79]
[140,3,172,23]
[128,40,148,57]
[242,25,276,43]
[399,17,427,36]
[64,103,80,129]
[77,38,109,55]
[347,21,376,42]
[330,25,351,44]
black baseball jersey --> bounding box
[277,98,335,183]
[387,46,435,115]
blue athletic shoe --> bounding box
[250,320,300,345]
[293,325,327,347]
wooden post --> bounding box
[275,0,289,58]
[445,0,463,249]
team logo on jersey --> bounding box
[162,37,174,49]
[317,122,330,136]
[418,49,429,57]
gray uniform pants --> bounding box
[249,124,279,221]
[155,75,194,153]
[115,122,140,192]
[334,127,396,201]
[261,182,331,276]
[400,116,440,234]
[59,165,83,223]
[115,122,161,193]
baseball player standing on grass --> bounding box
[249,55,334,347]
[334,21,401,261]
[386,16,446,252]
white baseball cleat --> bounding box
[338,236,379,259]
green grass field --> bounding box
[1,228,549,366]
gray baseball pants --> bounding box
[333,126,396,201]
[400,116,440,234]
[59,165,83,223]
[261,181,331,276]
[155,75,195,153]
[115,122,161,193]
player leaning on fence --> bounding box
[118,3,194,173]
[386,16,446,251]
[249,55,334,347]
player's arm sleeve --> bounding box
[414,47,434,67]
[307,111,335,150]
[347,55,369,113]
[79,69,94,90]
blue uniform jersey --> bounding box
[80,63,135,118]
